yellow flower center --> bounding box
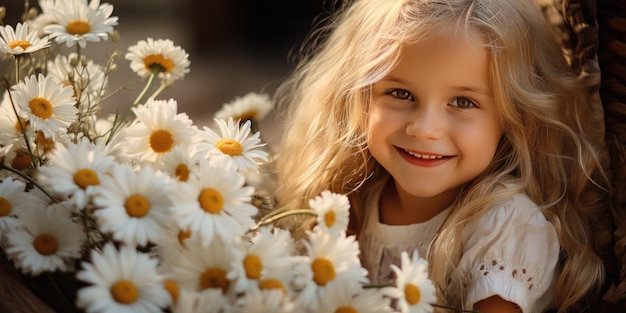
[178,229,191,246]
[163,279,180,304]
[8,40,31,50]
[175,164,190,182]
[0,197,12,217]
[12,149,32,170]
[259,279,286,295]
[335,307,358,313]
[125,194,150,218]
[200,268,229,293]
[74,168,99,189]
[66,20,91,35]
[198,188,223,214]
[149,129,174,153]
[215,139,243,156]
[404,283,421,305]
[144,54,175,73]
[233,111,259,122]
[28,97,53,119]
[14,117,29,133]
[243,254,263,279]
[324,210,336,227]
[311,258,335,286]
[33,233,58,256]
[36,131,54,152]
[110,280,139,304]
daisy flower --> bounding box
[171,288,230,313]
[171,236,238,295]
[172,159,257,246]
[214,92,274,122]
[235,288,297,313]
[255,263,298,298]
[197,117,268,172]
[0,91,33,147]
[76,243,171,313]
[309,190,350,237]
[43,0,119,48]
[92,163,175,247]
[11,73,78,139]
[4,203,85,275]
[47,52,108,106]
[228,226,295,293]
[125,37,190,83]
[0,177,46,236]
[385,250,437,313]
[29,0,57,36]
[159,145,199,182]
[156,226,198,269]
[0,22,50,55]
[37,138,116,210]
[2,145,35,171]
[122,98,199,164]
[297,231,368,310]
[319,282,394,313]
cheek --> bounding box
[367,106,405,132]
[455,120,503,163]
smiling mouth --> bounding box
[400,148,450,160]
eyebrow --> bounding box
[454,86,492,96]
[380,76,492,96]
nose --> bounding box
[405,106,444,140]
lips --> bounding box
[396,147,452,167]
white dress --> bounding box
[358,183,559,313]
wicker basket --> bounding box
[597,0,626,309]
[538,0,626,311]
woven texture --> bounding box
[597,0,626,309]
[538,0,626,311]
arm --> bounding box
[474,295,522,313]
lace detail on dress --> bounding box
[467,259,536,292]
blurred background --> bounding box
[2,0,336,145]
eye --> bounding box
[388,89,414,101]
[449,97,477,109]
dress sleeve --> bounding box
[453,193,560,313]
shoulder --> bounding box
[471,192,553,235]
[462,192,559,264]
[454,191,560,312]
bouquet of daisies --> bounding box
[0,1,442,312]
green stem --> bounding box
[0,163,56,202]
[257,204,290,220]
[133,71,157,106]
[106,71,157,144]
[248,209,317,233]
[363,283,394,288]
[149,79,171,100]
[14,55,20,83]
[4,84,37,169]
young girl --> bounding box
[273,0,607,312]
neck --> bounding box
[379,179,459,225]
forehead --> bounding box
[386,30,492,92]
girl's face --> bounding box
[368,31,503,209]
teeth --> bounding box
[405,150,443,159]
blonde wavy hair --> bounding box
[274,0,607,311]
